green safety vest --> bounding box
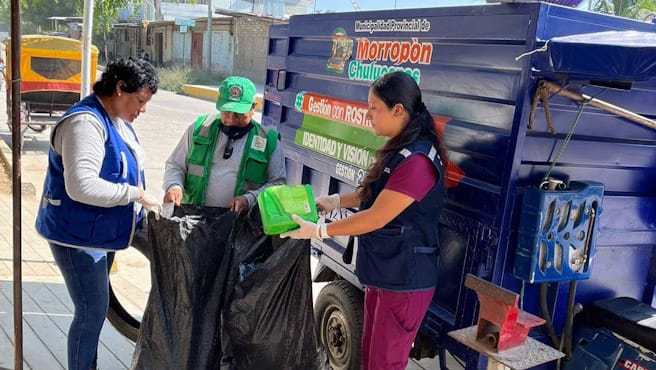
[182,114,278,205]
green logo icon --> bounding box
[295,92,306,111]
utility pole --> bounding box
[9,0,24,367]
[81,0,94,99]
[207,0,213,73]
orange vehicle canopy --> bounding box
[6,35,99,94]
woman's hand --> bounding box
[138,190,163,215]
[281,214,321,239]
[316,194,340,215]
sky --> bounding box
[312,0,487,13]
[311,0,589,14]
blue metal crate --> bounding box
[514,181,604,283]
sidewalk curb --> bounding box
[181,84,263,112]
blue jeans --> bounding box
[50,243,115,370]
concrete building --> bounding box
[107,1,305,84]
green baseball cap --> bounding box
[216,76,256,114]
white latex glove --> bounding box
[316,194,340,215]
[138,191,163,217]
[281,214,323,239]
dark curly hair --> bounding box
[93,58,159,97]
[359,71,446,202]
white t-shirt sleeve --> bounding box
[162,123,194,193]
[54,113,139,207]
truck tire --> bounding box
[314,280,364,370]
[27,124,47,132]
[107,281,140,341]
[106,228,150,342]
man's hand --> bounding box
[228,196,249,215]
[164,188,183,206]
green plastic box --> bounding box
[257,184,319,235]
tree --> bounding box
[15,0,136,60]
[0,0,9,24]
[88,0,137,63]
[590,0,656,21]
[15,0,136,36]
[21,0,79,33]
[629,0,656,21]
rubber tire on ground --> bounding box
[106,228,150,342]
[27,124,47,132]
[314,280,364,370]
[107,280,141,341]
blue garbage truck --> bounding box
[261,2,656,369]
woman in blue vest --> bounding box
[283,71,446,370]
[35,58,160,370]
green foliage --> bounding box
[189,69,225,87]
[21,0,79,33]
[156,66,194,93]
[0,0,9,24]
[590,0,656,20]
[91,0,135,35]
[630,0,656,21]
[156,66,225,93]
[12,0,136,37]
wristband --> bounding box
[319,223,329,239]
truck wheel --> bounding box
[314,280,364,370]
[107,281,140,341]
[106,228,150,342]
[27,124,47,132]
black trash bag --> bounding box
[224,207,331,370]
[131,206,236,370]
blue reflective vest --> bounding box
[35,95,142,250]
[356,139,445,291]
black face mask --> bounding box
[219,122,253,159]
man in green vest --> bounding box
[164,77,285,368]
[163,76,286,214]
